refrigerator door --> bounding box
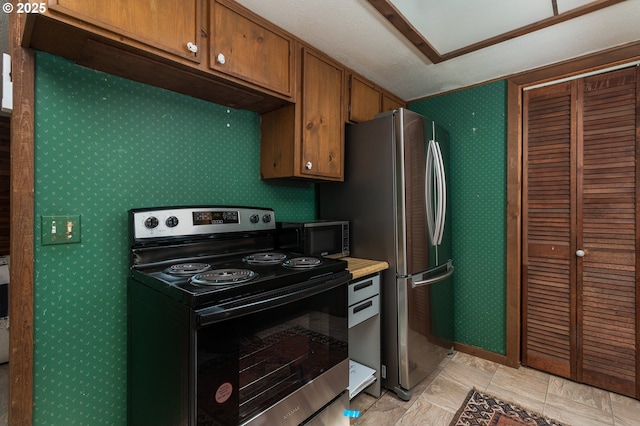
[395,111,454,394]
[395,110,451,277]
[395,110,430,278]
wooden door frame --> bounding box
[505,41,640,369]
[8,3,35,425]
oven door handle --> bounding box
[196,271,352,327]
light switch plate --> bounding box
[41,215,81,245]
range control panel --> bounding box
[131,206,275,239]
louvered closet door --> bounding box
[577,67,638,396]
[523,66,639,399]
[523,81,576,379]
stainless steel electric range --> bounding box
[127,206,351,426]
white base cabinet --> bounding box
[348,274,381,398]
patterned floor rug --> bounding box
[450,389,568,426]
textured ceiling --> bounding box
[235,0,640,100]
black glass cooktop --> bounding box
[130,251,348,308]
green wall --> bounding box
[33,52,316,425]
[32,51,509,423]
[411,81,507,354]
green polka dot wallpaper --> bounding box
[33,52,315,425]
[411,81,507,354]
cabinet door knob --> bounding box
[186,42,198,53]
[305,161,313,170]
[216,53,226,64]
[576,249,586,257]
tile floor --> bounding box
[351,351,640,426]
[1,355,639,425]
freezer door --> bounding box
[397,273,454,391]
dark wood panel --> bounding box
[505,80,521,368]
[577,66,637,396]
[522,81,576,377]
[9,5,35,424]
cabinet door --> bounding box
[348,74,381,122]
[382,93,406,113]
[300,48,344,180]
[49,0,202,62]
[210,0,293,97]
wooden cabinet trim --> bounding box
[8,6,35,424]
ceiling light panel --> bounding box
[389,0,554,54]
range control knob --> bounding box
[262,214,272,223]
[144,216,159,229]
[165,216,179,228]
[250,214,260,224]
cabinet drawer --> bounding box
[349,295,379,328]
[348,275,380,306]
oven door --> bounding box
[195,272,350,425]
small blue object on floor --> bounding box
[343,410,360,418]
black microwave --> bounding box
[277,220,350,258]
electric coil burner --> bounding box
[283,257,322,268]
[242,252,288,265]
[191,268,258,286]
[128,206,351,426]
[166,263,212,276]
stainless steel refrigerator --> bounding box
[319,108,454,401]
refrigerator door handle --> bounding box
[411,260,454,288]
[425,140,437,245]
[434,141,447,245]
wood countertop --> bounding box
[342,257,389,280]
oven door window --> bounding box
[196,286,348,424]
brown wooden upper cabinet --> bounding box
[261,46,345,181]
[43,0,203,63]
[348,74,380,122]
[22,0,294,112]
[23,1,404,165]
[382,92,406,114]
[300,48,344,180]
[347,73,405,122]
[210,0,294,98]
